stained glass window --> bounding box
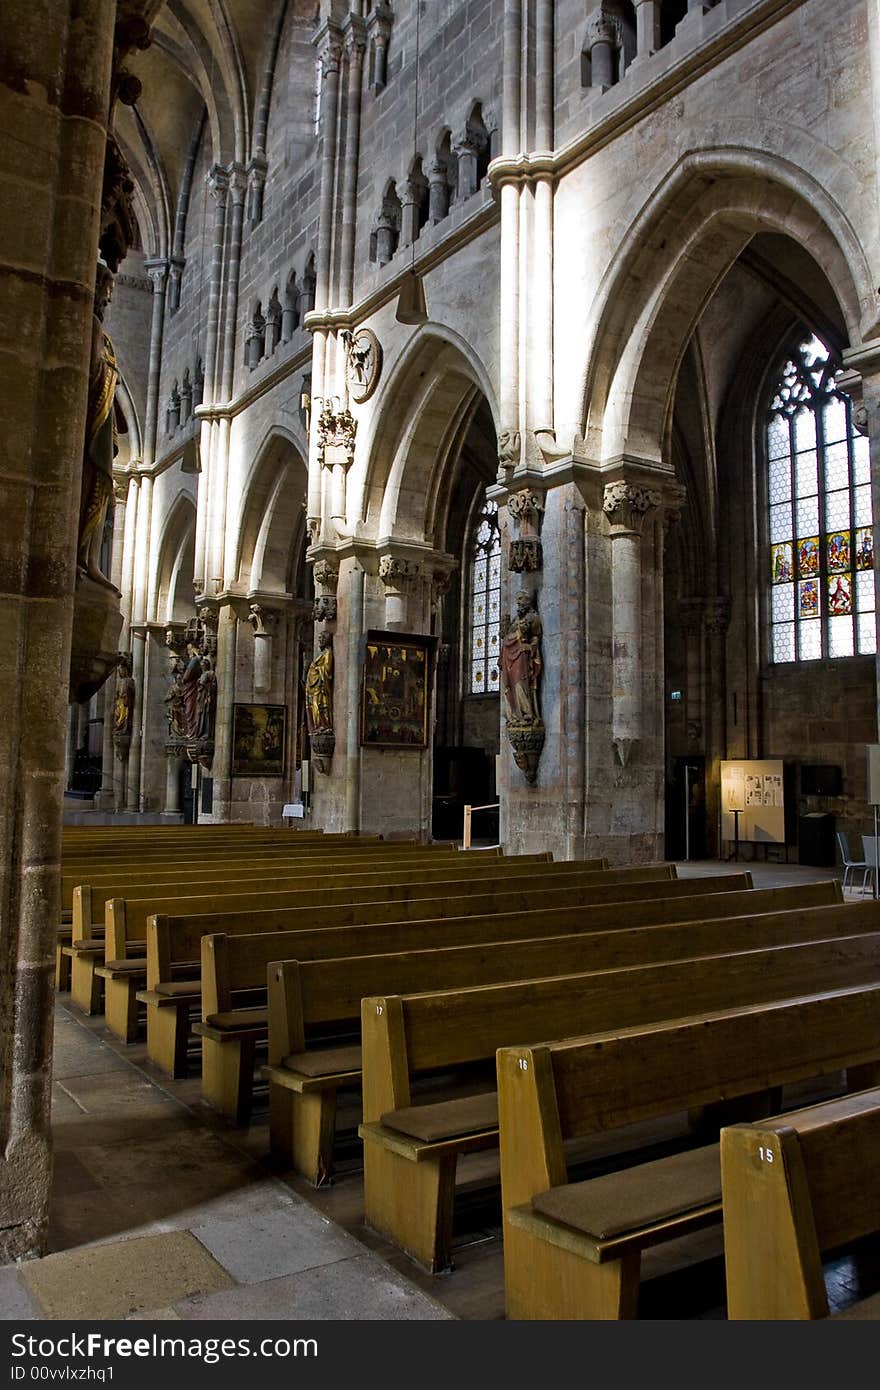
[469,497,501,695]
[767,337,875,663]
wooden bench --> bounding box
[67,848,553,1021]
[721,1087,880,1318]
[496,985,880,1318]
[358,926,880,1274]
[264,891,877,1186]
[188,866,697,1121]
[82,857,657,1033]
[139,871,763,1078]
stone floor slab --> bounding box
[21,1231,234,1320]
[0,1267,41,1320]
[177,1254,455,1321]
[191,1200,364,1285]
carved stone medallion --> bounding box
[344,327,382,403]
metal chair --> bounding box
[837,832,871,894]
[859,835,879,896]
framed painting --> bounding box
[360,631,435,749]
[231,703,286,777]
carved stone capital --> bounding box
[602,480,662,534]
[313,595,338,623]
[379,555,421,590]
[207,164,229,205]
[507,488,545,532]
[144,258,169,290]
[312,559,339,594]
[228,163,248,206]
[317,29,344,75]
[112,474,129,505]
[586,9,620,48]
[508,539,543,573]
[248,603,278,637]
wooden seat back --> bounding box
[105,859,662,962]
[268,898,880,1059]
[721,1088,880,1318]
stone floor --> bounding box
[2,855,880,1322]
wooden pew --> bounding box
[265,891,878,1186]
[68,849,555,1019]
[358,926,880,1274]
[55,833,417,989]
[495,985,880,1319]
[721,1088,880,1318]
[85,859,661,1032]
[144,870,753,1083]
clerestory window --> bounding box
[468,497,501,694]
[767,335,875,663]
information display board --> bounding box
[720,759,785,844]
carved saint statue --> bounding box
[164,653,186,740]
[112,652,135,735]
[305,631,334,735]
[500,590,543,725]
[196,655,217,741]
[78,264,124,588]
[180,643,203,739]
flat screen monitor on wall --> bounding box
[800,764,843,797]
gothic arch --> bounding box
[234,428,308,594]
[356,328,497,544]
[153,492,197,623]
[580,148,874,467]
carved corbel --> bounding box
[602,479,663,534]
[379,556,422,591]
[497,428,521,477]
[507,487,545,573]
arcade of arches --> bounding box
[2,0,880,1260]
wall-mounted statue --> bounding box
[181,642,203,740]
[305,631,334,774]
[501,589,545,785]
[196,655,217,741]
[112,652,135,737]
[164,653,186,742]
[78,265,125,590]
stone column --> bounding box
[704,596,731,856]
[344,562,365,835]
[248,603,279,695]
[0,0,117,1261]
[205,602,240,822]
[339,19,366,304]
[379,556,421,630]
[428,161,451,224]
[586,11,619,90]
[602,479,662,767]
[633,0,661,62]
[452,133,479,200]
[193,167,229,591]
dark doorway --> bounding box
[665,755,706,860]
[180,761,195,824]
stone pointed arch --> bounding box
[234,427,308,594]
[354,328,497,544]
[153,492,197,624]
[579,148,876,468]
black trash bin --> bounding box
[798,812,836,867]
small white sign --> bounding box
[282,803,305,819]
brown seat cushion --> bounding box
[532,1144,721,1240]
[282,1045,363,1078]
[381,1091,498,1142]
[204,1007,268,1030]
[102,957,147,973]
[155,980,201,998]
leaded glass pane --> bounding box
[768,457,791,503]
[825,491,850,532]
[823,396,847,445]
[826,530,851,572]
[772,584,794,622]
[855,529,874,573]
[771,543,793,584]
[796,497,819,535]
[770,503,792,543]
[857,569,875,611]
[772,622,795,662]
[799,579,819,618]
[796,538,820,577]
[472,663,485,691]
[854,433,870,484]
[488,664,499,692]
[468,497,501,697]
[828,572,852,615]
[794,409,816,454]
[489,553,500,585]
[767,416,789,460]
[828,614,854,658]
[795,449,817,496]
[824,441,849,491]
[855,484,872,527]
[799,620,821,660]
[859,612,878,655]
[473,557,486,592]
